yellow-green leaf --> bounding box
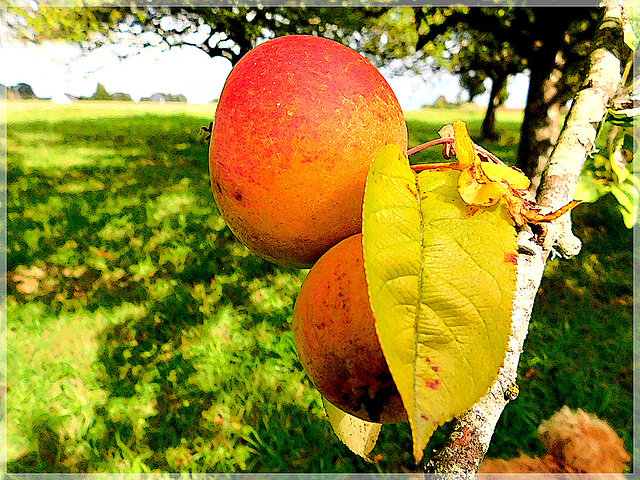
[362,144,517,462]
[451,119,530,207]
[482,162,531,190]
[453,119,479,169]
[457,167,506,207]
[322,396,381,462]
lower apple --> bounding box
[293,233,407,423]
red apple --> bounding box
[293,233,407,424]
[209,35,408,268]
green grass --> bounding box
[5,100,633,473]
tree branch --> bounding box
[425,1,628,476]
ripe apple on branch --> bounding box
[208,34,408,269]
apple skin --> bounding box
[210,35,408,268]
[293,233,407,424]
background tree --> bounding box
[91,83,113,101]
[362,6,600,185]
[409,7,601,185]
[5,6,384,64]
[359,7,527,139]
[438,28,525,140]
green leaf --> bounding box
[607,108,640,127]
[609,131,634,184]
[322,396,381,462]
[610,181,640,228]
[574,170,611,204]
[362,144,517,462]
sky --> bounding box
[0,39,530,110]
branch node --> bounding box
[516,229,542,257]
[503,382,520,401]
[551,217,583,259]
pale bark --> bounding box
[425,1,628,476]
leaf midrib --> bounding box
[413,171,426,421]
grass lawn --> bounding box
[5,100,633,473]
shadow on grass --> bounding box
[8,113,284,309]
[7,419,72,474]
[92,291,213,469]
[7,110,402,473]
[7,107,632,473]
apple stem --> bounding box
[407,136,509,172]
[411,161,459,172]
[474,144,508,166]
[407,138,457,172]
[406,137,453,157]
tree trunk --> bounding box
[481,73,507,140]
[516,47,564,184]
